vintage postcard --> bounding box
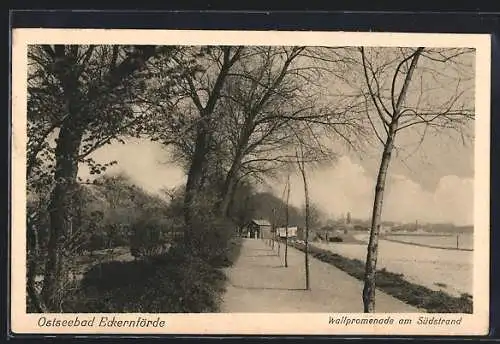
[10,29,490,335]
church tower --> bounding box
[344,211,352,234]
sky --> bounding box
[79,131,474,226]
[77,46,475,227]
[251,127,474,226]
[78,139,186,194]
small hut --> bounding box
[245,219,272,239]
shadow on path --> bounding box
[230,284,306,291]
[221,238,420,313]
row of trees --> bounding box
[27,44,474,312]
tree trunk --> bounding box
[361,48,422,313]
[299,166,310,290]
[183,48,237,243]
[219,119,253,217]
[226,184,238,219]
[183,120,210,247]
[219,162,240,217]
[284,176,290,268]
[41,123,83,311]
[296,149,310,290]
[362,130,395,312]
[27,213,47,312]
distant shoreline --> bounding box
[381,237,473,252]
[384,232,473,237]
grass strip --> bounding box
[291,242,472,313]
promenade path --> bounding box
[221,238,420,313]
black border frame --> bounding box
[6,9,500,342]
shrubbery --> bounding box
[188,217,237,267]
[64,244,235,313]
[60,196,243,313]
[129,215,171,258]
[27,173,245,313]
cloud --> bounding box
[78,139,185,195]
[285,156,473,226]
[79,140,473,226]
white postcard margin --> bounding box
[10,29,491,336]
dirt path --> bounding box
[221,238,420,313]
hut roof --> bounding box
[251,219,272,226]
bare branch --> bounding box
[360,47,391,128]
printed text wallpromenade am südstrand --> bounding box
[329,316,463,326]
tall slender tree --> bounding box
[354,47,475,312]
[296,145,310,290]
[284,174,290,268]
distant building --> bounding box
[340,211,354,232]
[315,225,348,242]
[353,224,370,231]
[246,219,272,239]
[277,226,298,238]
[379,225,391,234]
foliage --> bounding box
[27,45,175,180]
[249,191,303,227]
[61,224,243,313]
[64,252,228,313]
[26,174,172,267]
[129,214,170,258]
[226,182,256,229]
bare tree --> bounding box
[214,46,363,218]
[353,47,475,312]
[296,145,310,290]
[215,46,308,216]
[169,47,244,239]
[284,174,290,268]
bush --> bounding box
[181,216,238,267]
[87,233,106,254]
[64,250,228,313]
[328,236,343,243]
[225,237,243,266]
[62,224,243,313]
[129,215,171,258]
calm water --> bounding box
[315,235,473,297]
[384,233,473,250]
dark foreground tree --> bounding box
[28,45,162,311]
[173,47,244,241]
